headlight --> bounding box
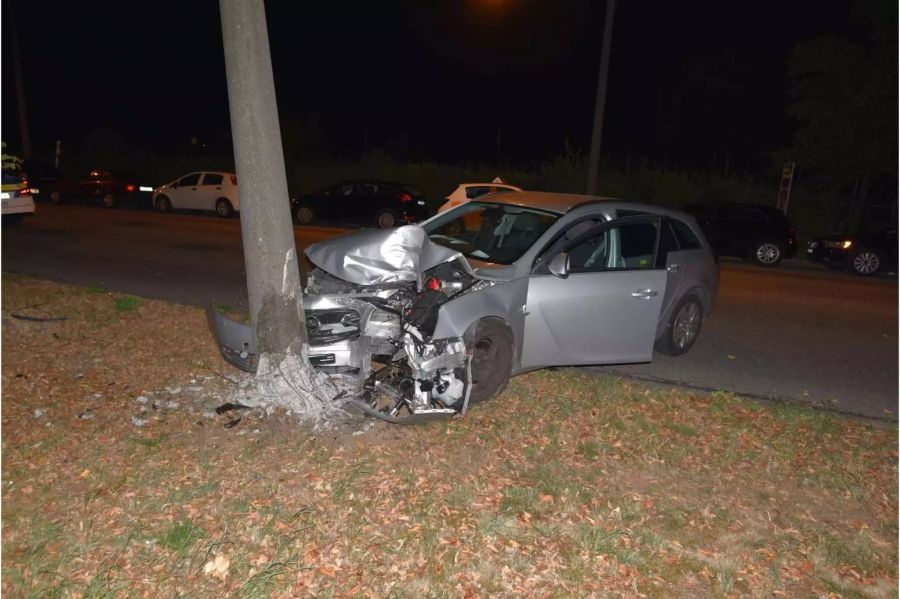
[823,240,853,249]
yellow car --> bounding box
[2,167,35,224]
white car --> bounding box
[1,167,35,224]
[437,181,522,213]
[153,171,239,217]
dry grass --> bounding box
[2,274,897,597]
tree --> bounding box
[219,0,337,417]
[787,0,897,230]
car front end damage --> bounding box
[209,226,498,423]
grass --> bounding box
[113,295,141,312]
[1,274,897,597]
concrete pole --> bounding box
[586,0,616,196]
[9,0,32,159]
[219,0,309,358]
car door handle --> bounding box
[191,187,197,190]
[667,264,681,273]
[215,186,221,190]
[631,289,658,299]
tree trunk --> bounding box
[219,0,337,415]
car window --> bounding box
[358,183,379,196]
[495,187,515,194]
[201,173,223,186]
[465,186,492,199]
[567,221,659,273]
[2,168,22,185]
[670,219,702,250]
[423,201,559,265]
[178,173,201,187]
[657,221,680,264]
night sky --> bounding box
[2,0,855,169]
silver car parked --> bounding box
[211,192,719,423]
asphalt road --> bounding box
[3,204,897,420]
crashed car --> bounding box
[211,191,719,423]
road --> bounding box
[3,204,897,420]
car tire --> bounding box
[156,195,172,213]
[750,240,783,267]
[295,205,316,225]
[102,193,116,208]
[468,319,514,404]
[850,248,882,276]
[656,294,704,356]
[50,190,62,204]
[215,198,234,218]
[375,208,398,229]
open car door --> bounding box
[520,215,667,367]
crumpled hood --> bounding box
[305,225,466,287]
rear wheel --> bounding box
[656,295,703,356]
[468,320,514,404]
[102,193,116,208]
[850,249,882,276]
[215,198,234,218]
[750,240,782,267]
[156,195,172,213]
[50,190,62,204]
[295,205,315,225]
[375,208,398,229]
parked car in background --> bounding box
[21,159,60,200]
[47,169,152,209]
[153,171,239,217]
[807,228,897,276]
[684,201,797,266]
[438,181,523,213]
[291,179,428,228]
[2,166,35,224]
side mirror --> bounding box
[548,252,570,279]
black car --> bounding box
[291,179,429,229]
[21,159,61,200]
[807,228,897,276]
[684,201,797,267]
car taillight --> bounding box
[20,187,31,196]
[398,192,412,203]
[231,175,237,185]
[125,184,136,192]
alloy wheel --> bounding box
[853,251,880,275]
[755,243,781,265]
[672,301,700,350]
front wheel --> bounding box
[468,319,514,404]
[850,249,882,276]
[656,295,703,356]
[375,208,398,229]
[751,240,782,267]
[156,195,172,213]
[295,205,315,225]
[215,198,234,218]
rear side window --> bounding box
[567,221,659,273]
[202,173,223,186]
[178,173,201,187]
[670,219,702,250]
[657,221,680,265]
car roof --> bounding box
[457,182,520,188]
[468,190,691,219]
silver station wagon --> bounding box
[212,191,719,423]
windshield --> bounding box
[422,201,559,264]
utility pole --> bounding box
[586,0,616,195]
[219,0,334,413]
[8,0,32,159]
